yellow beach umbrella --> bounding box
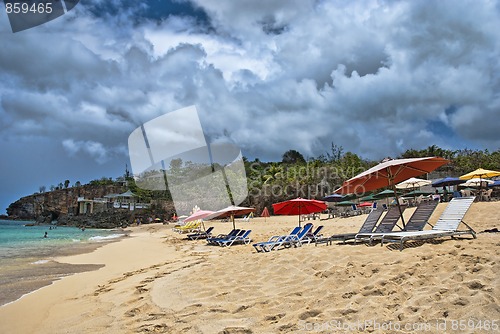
[459,168,500,180]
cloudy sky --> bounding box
[1,0,499,213]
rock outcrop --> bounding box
[7,184,126,222]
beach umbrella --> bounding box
[460,168,500,200]
[374,189,400,206]
[322,193,344,202]
[459,168,500,180]
[184,210,215,222]
[395,177,431,190]
[374,189,401,198]
[462,178,494,188]
[272,198,327,227]
[405,189,434,196]
[184,209,215,231]
[359,194,377,202]
[336,200,356,206]
[432,177,465,187]
[261,207,270,222]
[334,156,449,228]
[341,193,359,201]
[204,205,255,230]
[489,180,500,187]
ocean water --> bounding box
[0,220,124,260]
[0,220,127,306]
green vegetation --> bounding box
[35,145,499,203]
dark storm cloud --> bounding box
[0,0,499,213]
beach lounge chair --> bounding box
[252,226,302,253]
[207,229,243,245]
[354,201,437,244]
[187,226,214,240]
[354,205,407,243]
[274,223,314,250]
[173,221,197,233]
[302,225,324,244]
[175,221,202,234]
[381,196,476,251]
[218,230,252,247]
[316,209,384,245]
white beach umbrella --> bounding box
[395,177,432,190]
[462,178,494,187]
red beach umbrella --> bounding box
[261,207,270,222]
[272,198,327,227]
[335,156,449,228]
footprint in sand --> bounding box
[264,313,285,323]
[136,323,170,333]
[220,327,253,334]
[466,280,485,290]
[452,297,469,306]
[298,309,321,320]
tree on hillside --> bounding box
[282,150,306,164]
[64,180,70,189]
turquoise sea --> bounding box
[0,220,127,306]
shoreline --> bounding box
[0,203,499,333]
[0,229,130,307]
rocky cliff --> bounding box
[7,184,126,223]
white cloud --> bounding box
[62,139,109,164]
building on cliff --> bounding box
[77,189,150,214]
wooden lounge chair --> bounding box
[316,209,384,245]
[381,196,476,251]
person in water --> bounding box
[44,232,48,238]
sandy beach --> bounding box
[0,201,498,333]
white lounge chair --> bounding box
[381,196,476,251]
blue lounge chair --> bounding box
[187,226,214,240]
[253,225,306,253]
[278,223,314,249]
[302,225,324,244]
[206,229,240,245]
[252,226,302,252]
[218,230,252,247]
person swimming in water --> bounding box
[44,232,48,238]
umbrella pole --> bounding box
[298,206,301,228]
[232,214,235,230]
[389,175,406,229]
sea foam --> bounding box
[88,234,124,242]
